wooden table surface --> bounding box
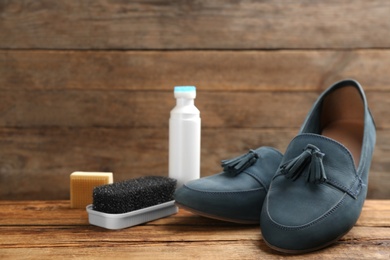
[1,200,389,259]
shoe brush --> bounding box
[86,176,177,229]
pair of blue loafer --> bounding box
[174,79,376,253]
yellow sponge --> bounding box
[70,172,113,209]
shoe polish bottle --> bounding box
[169,86,201,188]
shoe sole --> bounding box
[175,202,259,224]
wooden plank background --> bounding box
[0,200,389,259]
[0,0,389,200]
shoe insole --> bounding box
[321,120,363,168]
[320,86,364,168]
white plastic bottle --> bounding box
[169,86,201,188]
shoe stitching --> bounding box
[265,193,346,231]
[326,176,364,199]
[273,166,363,199]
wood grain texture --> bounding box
[1,200,388,226]
[2,50,390,91]
[1,0,390,50]
[1,53,389,199]
[0,90,317,128]
[0,128,389,200]
[1,0,389,201]
[0,244,389,260]
[0,128,294,200]
[0,200,389,259]
[0,90,389,129]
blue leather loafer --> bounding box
[260,79,376,253]
[174,147,283,224]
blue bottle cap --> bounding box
[174,86,196,93]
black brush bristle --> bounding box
[92,176,177,214]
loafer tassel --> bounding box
[280,144,327,183]
[221,149,259,176]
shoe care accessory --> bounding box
[87,176,177,229]
[70,171,113,209]
[169,86,201,188]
